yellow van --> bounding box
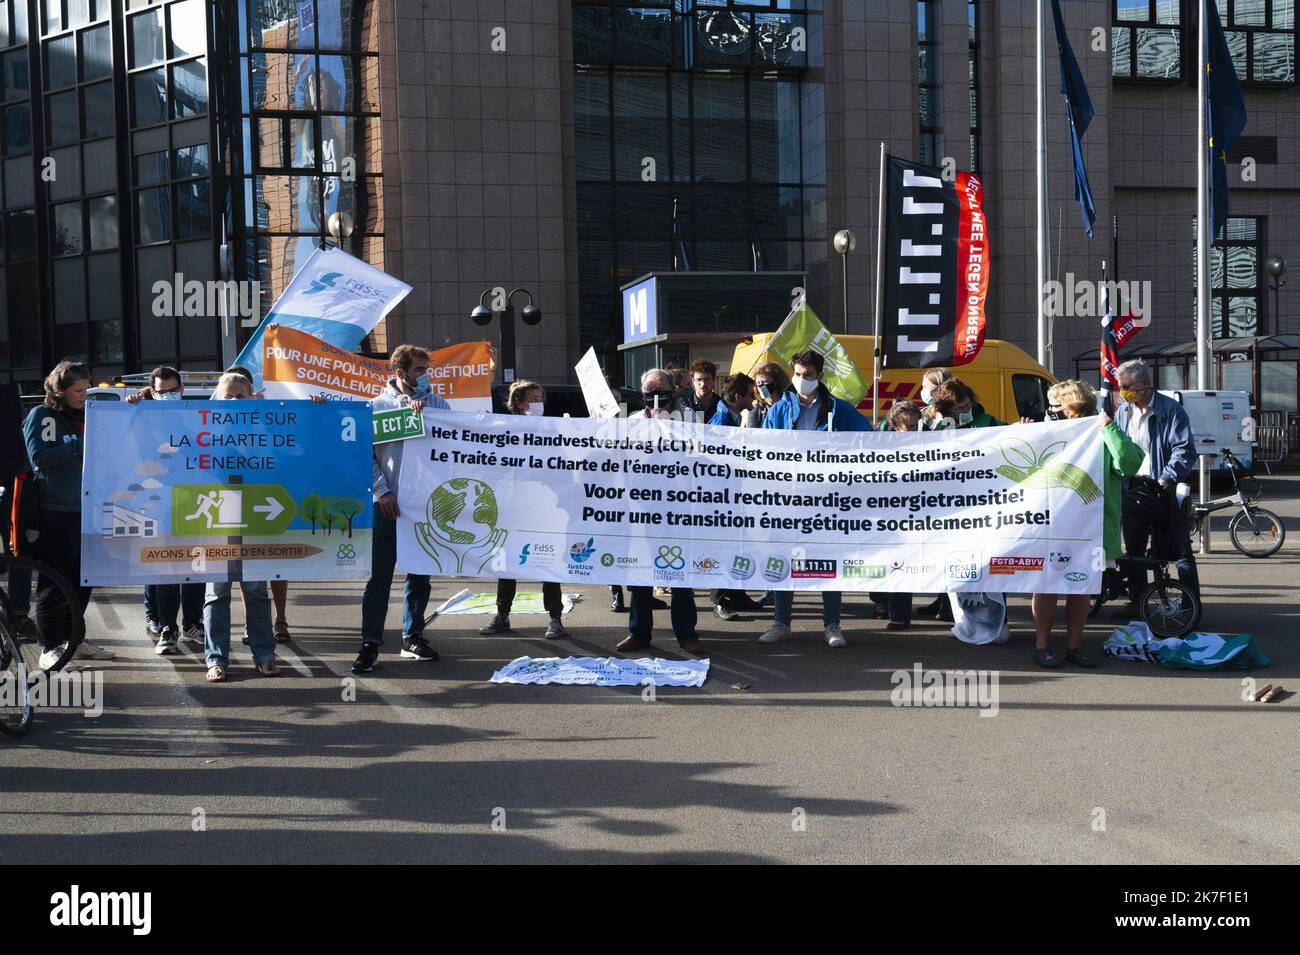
[728,334,1057,424]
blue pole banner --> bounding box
[81,401,374,585]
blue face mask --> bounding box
[156,391,182,401]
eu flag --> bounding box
[1050,0,1095,237]
[1205,0,1247,239]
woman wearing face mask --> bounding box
[1031,380,1144,668]
[917,367,952,428]
[480,381,568,640]
[928,378,1004,430]
[750,362,790,428]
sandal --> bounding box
[254,660,281,677]
[1034,648,1060,669]
[205,665,227,683]
[274,621,291,643]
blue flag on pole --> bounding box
[1205,0,1247,239]
[1050,0,1096,237]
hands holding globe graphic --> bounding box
[413,478,508,576]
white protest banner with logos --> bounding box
[395,411,1106,594]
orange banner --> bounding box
[262,324,389,399]
[425,341,493,411]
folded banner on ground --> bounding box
[396,410,1105,594]
[490,656,710,687]
[236,246,411,391]
[432,588,577,616]
[81,401,374,584]
[881,156,989,368]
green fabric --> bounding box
[765,303,870,405]
[1098,420,1144,559]
[1153,632,1270,670]
[930,407,1004,431]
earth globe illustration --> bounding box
[426,478,500,546]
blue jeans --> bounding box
[772,590,842,626]
[204,581,274,668]
[361,505,432,645]
[628,586,697,644]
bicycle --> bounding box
[1191,449,1286,559]
[0,488,87,738]
[1088,553,1203,638]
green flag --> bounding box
[763,303,869,405]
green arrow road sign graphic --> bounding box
[172,484,298,536]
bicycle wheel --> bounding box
[1138,578,1200,638]
[0,555,84,674]
[0,591,32,737]
[1229,509,1285,558]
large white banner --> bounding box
[396,411,1106,594]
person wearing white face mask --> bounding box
[759,349,872,649]
[480,381,567,639]
[917,367,952,428]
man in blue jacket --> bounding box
[1113,359,1199,601]
[758,350,872,648]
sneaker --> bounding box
[400,636,439,661]
[713,603,738,621]
[75,638,115,660]
[544,618,567,640]
[478,613,511,636]
[653,587,672,599]
[155,627,179,655]
[610,589,627,613]
[757,623,791,644]
[38,645,67,671]
[825,624,847,648]
[182,623,205,646]
[145,615,161,639]
[351,642,380,673]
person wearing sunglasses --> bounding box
[616,369,706,656]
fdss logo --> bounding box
[520,543,558,566]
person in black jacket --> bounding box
[21,361,98,670]
[678,358,721,424]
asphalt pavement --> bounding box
[2,474,1297,864]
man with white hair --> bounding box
[615,368,706,656]
[1112,359,1199,603]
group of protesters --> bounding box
[14,343,1198,682]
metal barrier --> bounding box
[1256,425,1286,468]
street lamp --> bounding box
[471,288,542,383]
[328,211,354,249]
[833,228,856,334]
[1265,255,1286,335]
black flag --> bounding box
[880,157,989,368]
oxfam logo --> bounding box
[600,553,615,567]
[336,544,357,559]
[413,478,507,576]
[654,545,685,570]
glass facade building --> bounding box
[572,0,827,356]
